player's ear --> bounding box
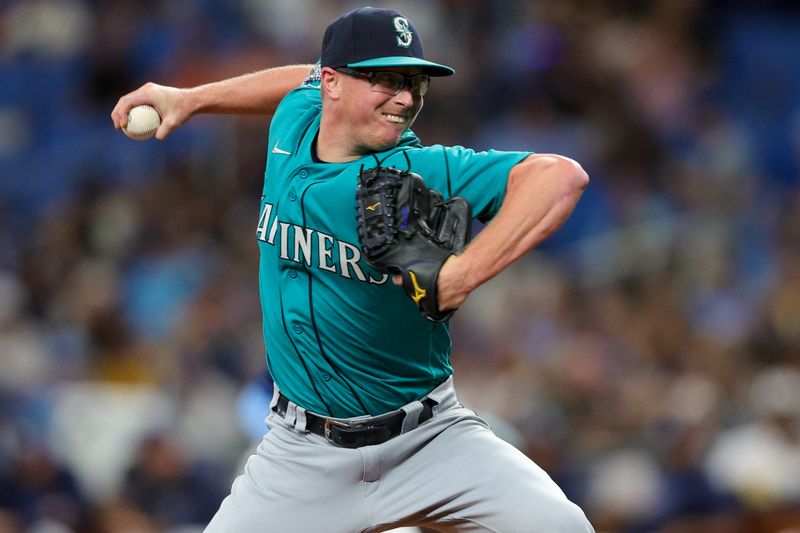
[321,67,342,101]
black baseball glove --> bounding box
[355,166,472,322]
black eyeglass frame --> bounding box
[336,67,431,96]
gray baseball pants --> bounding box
[204,377,594,532]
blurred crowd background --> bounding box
[1,0,800,532]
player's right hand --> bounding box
[111,82,193,140]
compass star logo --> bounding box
[393,17,412,48]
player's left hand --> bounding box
[357,166,471,322]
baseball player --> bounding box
[112,7,593,532]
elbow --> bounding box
[518,154,589,193]
[574,161,590,191]
[553,155,589,194]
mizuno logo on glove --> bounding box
[408,271,427,305]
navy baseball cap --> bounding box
[321,7,454,77]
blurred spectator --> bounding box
[0,442,85,531]
[3,0,92,61]
[705,365,800,509]
[121,433,227,529]
[47,383,175,503]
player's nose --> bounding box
[392,86,416,107]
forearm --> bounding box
[188,64,314,116]
[112,64,314,139]
[439,155,588,307]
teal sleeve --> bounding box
[272,84,321,119]
[441,145,532,222]
[268,64,322,148]
[392,145,532,223]
[268,62,321,127]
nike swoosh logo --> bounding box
[366,202,381,211]
[272,143,291,155]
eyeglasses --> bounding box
[336,68,430,96]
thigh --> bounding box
[374,409,594,533]
[204,414,369,533]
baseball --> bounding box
[123,104,161,141]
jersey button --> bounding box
[293,325,303,334]
[299,169,309,178]
[321,373,331,382]
[288,270,297,279]
[288,192,297,202]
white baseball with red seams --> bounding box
[123,104,161,140]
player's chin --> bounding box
[370,131,405,151]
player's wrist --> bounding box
[446,252,478,294]
[437,255,474,309]
[183,86,206,116]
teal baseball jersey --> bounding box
[256,66,531,417]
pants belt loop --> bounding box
[269,383,280,410]
[426,376,456,413]
[285,402,297,426]
[294,406,308,433]
[400,400,424,434]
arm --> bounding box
[111,64,313,140]
[436,154,589,310]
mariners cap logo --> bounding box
[393,17,412,48]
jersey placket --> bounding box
[277,167,331,394]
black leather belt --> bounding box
[273,392,437,448]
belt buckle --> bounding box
[323,418,350,442]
